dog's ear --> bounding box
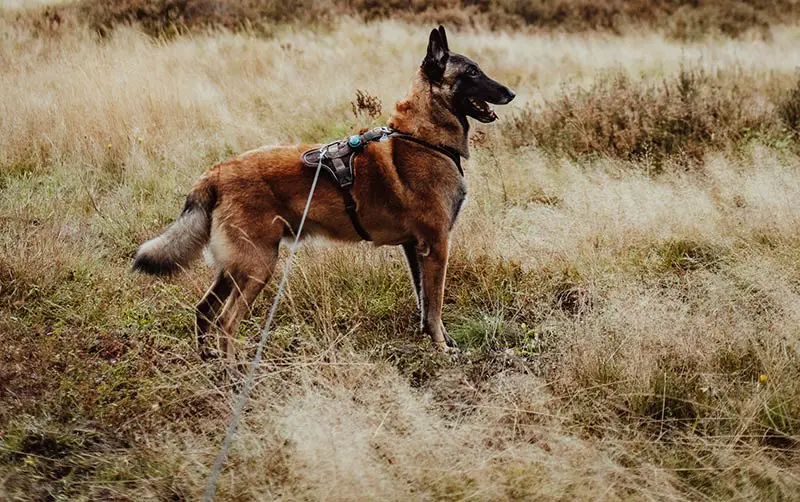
[437,25,449,51]
[422,27,448,84]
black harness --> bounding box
[301,127,462,241]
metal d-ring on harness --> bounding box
[301,126,463,242]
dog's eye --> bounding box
[466,66,479,77]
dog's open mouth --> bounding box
[466,97,498,123]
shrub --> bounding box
[779,73,800,135]
[77,0,335,37]
[667,1,772,41]
[22,0,800,38]
[504,67,783,165]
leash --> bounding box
[203,147,327,502]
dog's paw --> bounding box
[440,323,459,349]
[435,339,462,362]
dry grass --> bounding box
[2,6,800,502]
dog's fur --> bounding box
[133,26,515,362]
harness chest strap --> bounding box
[301,127,462,241]
[339,187,370,241]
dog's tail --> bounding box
[132,175,217,276]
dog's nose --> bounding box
[505,88,516,103]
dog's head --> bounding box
[421,25,515,124]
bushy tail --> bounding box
[132,177,217,276]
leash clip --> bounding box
[377,126,393,142]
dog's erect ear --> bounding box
[422,27,448,84]
[437,25,449,51]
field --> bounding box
[3,1,800,500]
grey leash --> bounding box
[203,146,327,501]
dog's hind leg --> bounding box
[402,241,422,310]
[195,271,234,360]
[217,273,268,373]
[215,238,281,372]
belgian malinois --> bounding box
[133,26,515,363]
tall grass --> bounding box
[2,10,800,502]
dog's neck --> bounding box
[388,72,470,159]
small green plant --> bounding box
[656,239,720,272]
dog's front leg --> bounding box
[419,236,457,349]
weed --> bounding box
[351,89,383,119]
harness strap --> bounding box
[340,188,372,241]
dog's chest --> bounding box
[421,172,466,229]
[417,166,466,227]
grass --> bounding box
[2,3,800,501]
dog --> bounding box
[132,26,515,363]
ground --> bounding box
[2,2,800,500]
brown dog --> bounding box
[133,26,515,362]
